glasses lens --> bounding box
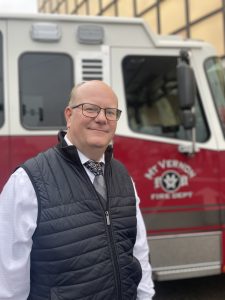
[80,103,121,120]
[82,103,99,118]
[106,108,121,120]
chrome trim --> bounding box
[153,262,221,281]
[148,231,221,281]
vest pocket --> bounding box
[50,286,83,300]
[50,287,63,300]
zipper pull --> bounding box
[105,211,110,225]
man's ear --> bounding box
[64,106,72,128]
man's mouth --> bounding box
[89,128,108,133]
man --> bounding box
[0,80,155,299]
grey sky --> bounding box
[0,0,37,13]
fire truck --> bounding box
[1,13,225,282]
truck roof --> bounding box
[0,12,213,50]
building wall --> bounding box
[38,0,225,57]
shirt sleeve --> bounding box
[0,168,37,300]
[132,180,155,300]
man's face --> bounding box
[65,81,118,156]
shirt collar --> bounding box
[64,134,105,165]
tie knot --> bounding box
[84,160,104,176]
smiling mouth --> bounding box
[90,128,108,133]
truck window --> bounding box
[122,55,209,142]
[0,32,4,127]
[19,53,73,129]
[205,57,225,137]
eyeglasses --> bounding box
[71,103,122,121]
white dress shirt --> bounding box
[0,145,155,300]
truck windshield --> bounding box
[122,55,209,142]
[205,57,225,137]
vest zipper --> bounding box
[105,211,110,225]
[104,167,122,300]
[104,209,122,300]
[88,168,122,299]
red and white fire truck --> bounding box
[1,13,225,282]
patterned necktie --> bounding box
[84,160,107,200]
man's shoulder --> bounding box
[111,157,130,175]
[111,157,125,168]
[21,146,56,169]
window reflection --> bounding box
[19,53,73,129]
[205,57,225,137]
[122,55,209,142]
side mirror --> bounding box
[177,57,196,110]
[180,110,195,130]
[177,50,199,155]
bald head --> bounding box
[68,80,118,107]
[65,80,119,160]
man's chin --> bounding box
[88,137,111,148]
[88,140,109,150]
[92,143,107,149]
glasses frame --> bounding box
[71,103,122,121]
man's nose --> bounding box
[95,108,107,122]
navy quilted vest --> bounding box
[22,131,142,300]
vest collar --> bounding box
[56,130,113,165]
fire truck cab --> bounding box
[1,13,225,281]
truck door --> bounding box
[0,21,9,190]
[2,19,74,190]
[204,56,225,273]
[111,48,221,280]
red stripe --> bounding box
[148,224,222,235]
[143,205,225,214]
